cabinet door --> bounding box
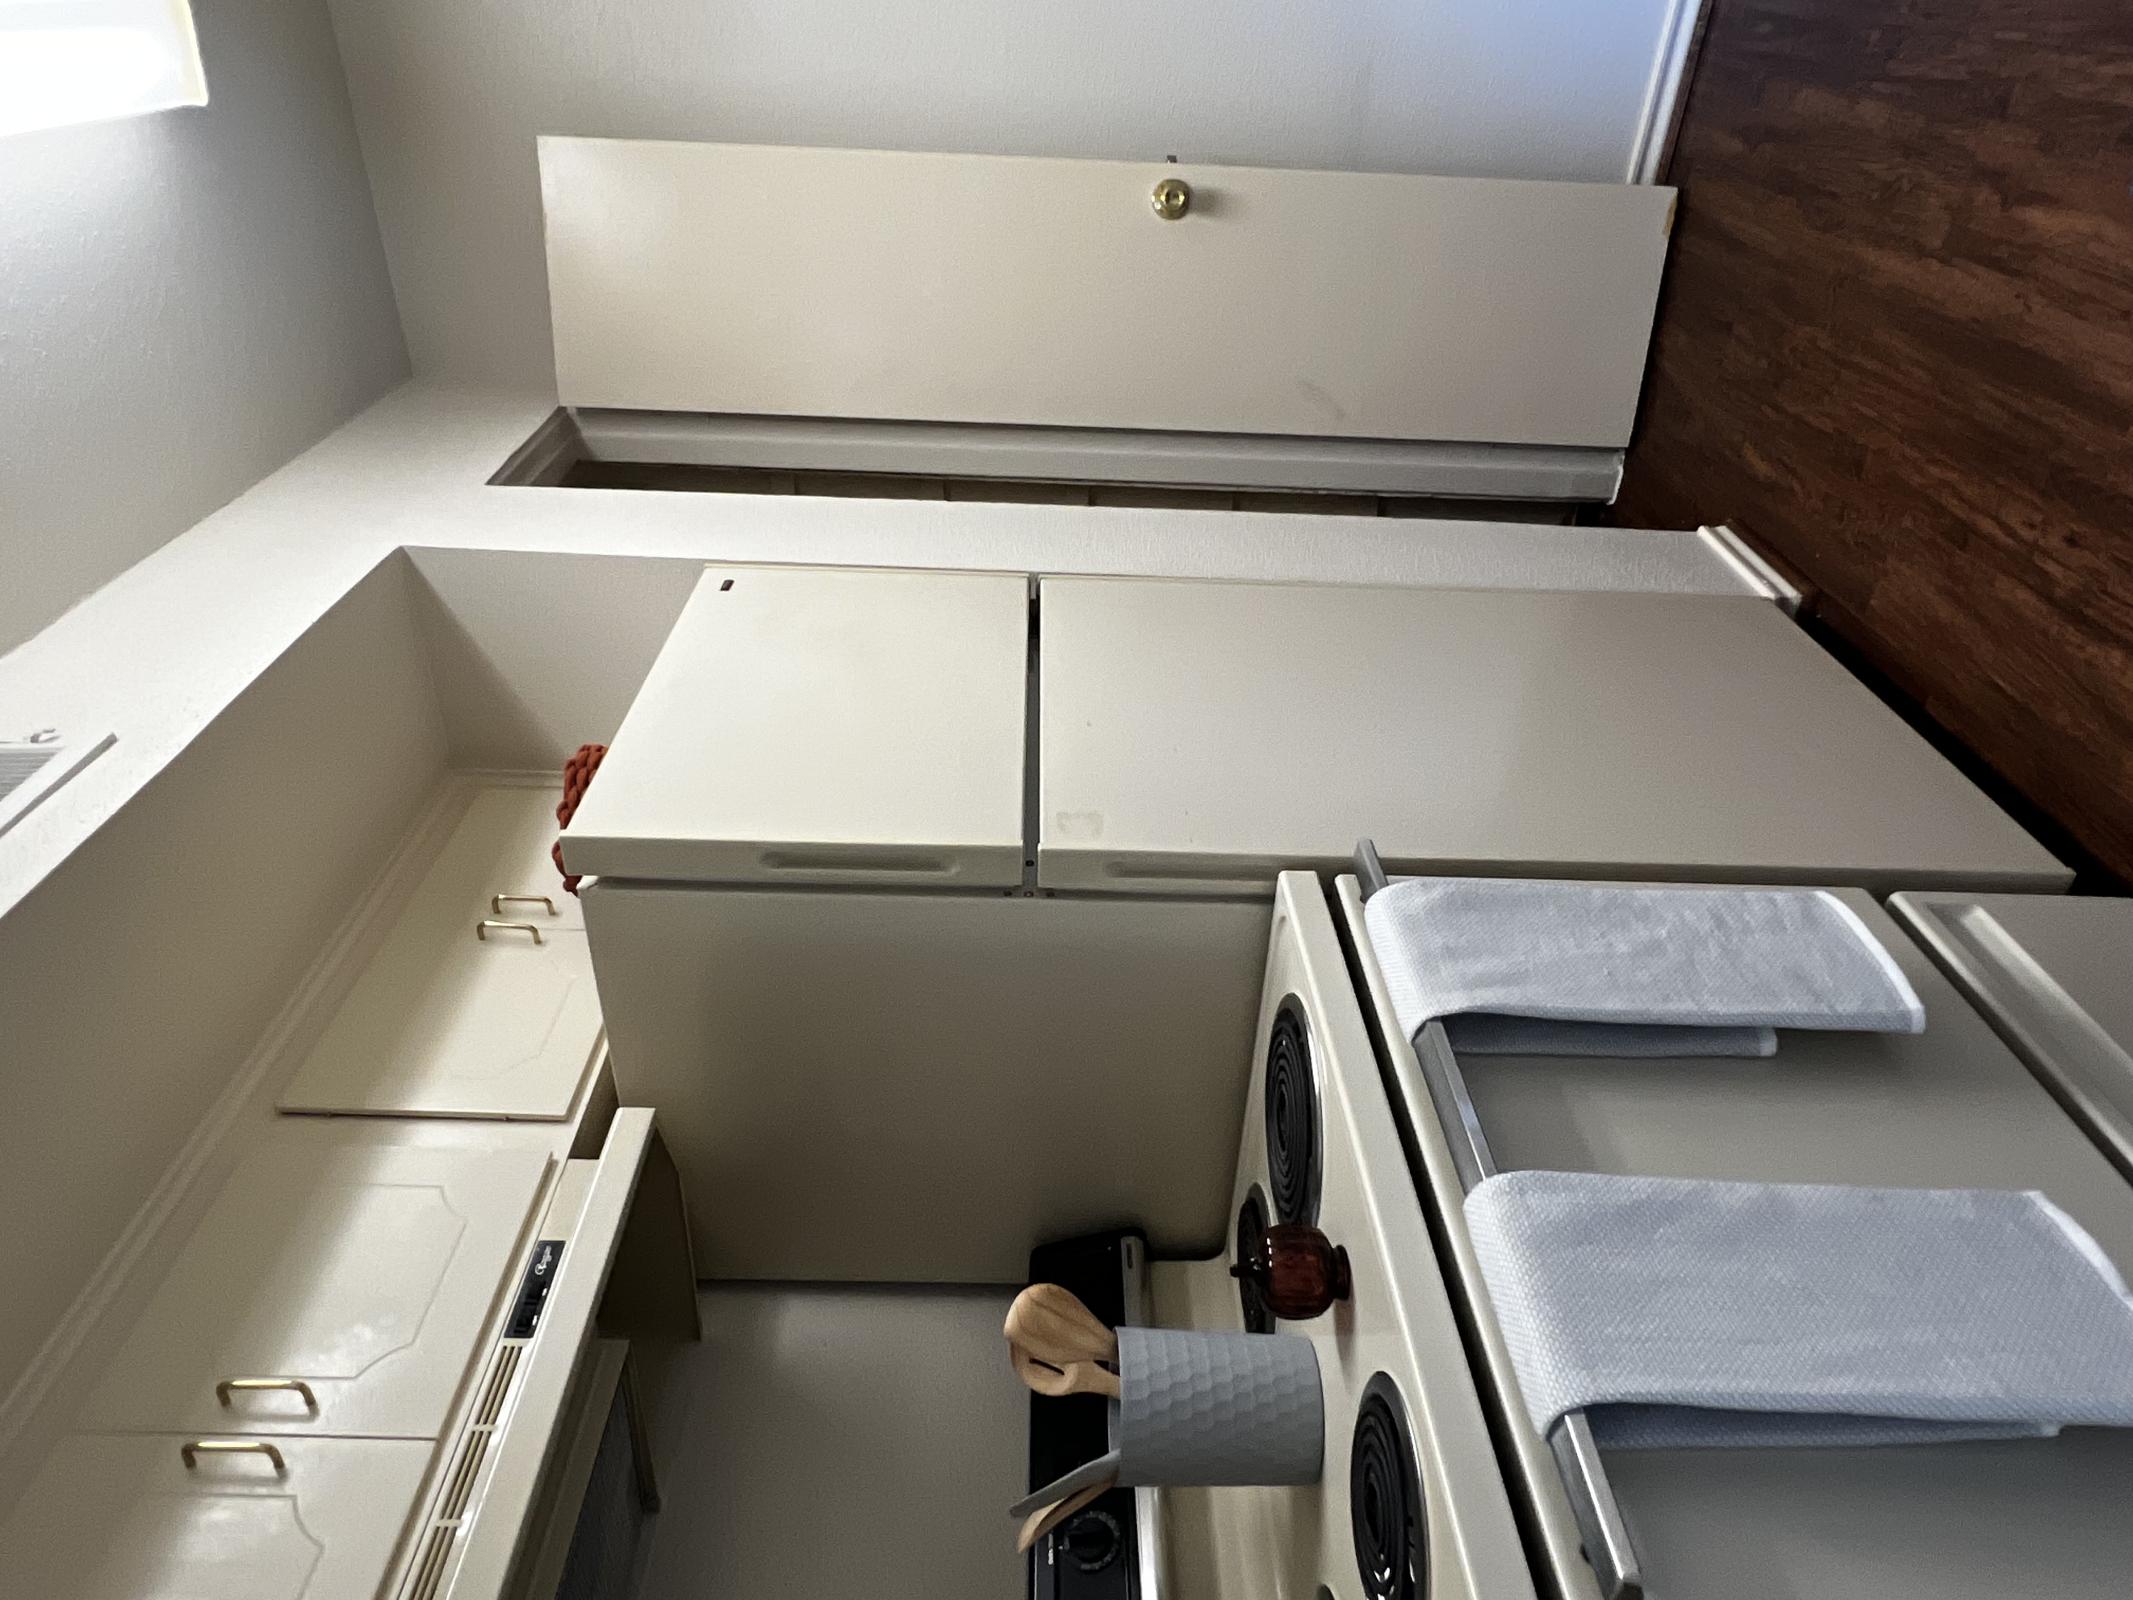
[280,786,602,1119]
[77,1142,549,1439]
[0,1433,433,1600]
[279,920,602,1119]
[543,139,1675,450]
[421,785,586,932]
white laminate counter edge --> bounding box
[0,379,1764,922]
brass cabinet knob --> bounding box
[1151,177,1191,220]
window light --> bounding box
[0,0,206,139]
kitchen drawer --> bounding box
[0,1432,434,1600]
[77,1140,551,1439]
[280,786,601,1120]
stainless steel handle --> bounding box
[216,1377,318,1412]
[491,893,558,916]
[181,1439,286,1473]
[1357,836,1644,1600]
[477,918,544,944]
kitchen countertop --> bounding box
[0,377,1765,920]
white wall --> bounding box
[0,0,408,655]
[406,546,702,770]
[328,0,1692,387]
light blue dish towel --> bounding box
[1465,1170,2133,1449]
[1363,876,1924,1058]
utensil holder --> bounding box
[1113,1326,1322,1486]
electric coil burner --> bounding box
[1156,876,1533,1600]
[1264,998,1321,1225]
[1353,1374,1429,1600]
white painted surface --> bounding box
[406,548,702,771]
[563,566,1031,885]
[0,1433,435,1600]
[0,0,406,654]
[327,0,1697,387]
[0,561,447,1416]
[76,1139,549,1439]
[0,381,1761,930]
[1038,576,2068,893]
[278,787,604,1119]
[544,139,1674,448]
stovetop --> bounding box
[1150,874,1533,1600]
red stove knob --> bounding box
[1231,1222,1352,1320]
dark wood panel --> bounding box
[1615,0,2133,885]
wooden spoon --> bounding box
[1005,1283,1118,1367]
[1011,1343,1121,1399]
[1017,1481,1110,1553]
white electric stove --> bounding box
[1339,864,2133,1600]
[1150,871,1534,1600]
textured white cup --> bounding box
[1112,1326,1323,1485]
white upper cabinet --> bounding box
[0,1434,434,1600]
[279,786,602,1119]
[540,138,1675,450]
[76,1140,549,1439]
[561,565,1030,887]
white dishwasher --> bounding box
[563,562,2063,1287]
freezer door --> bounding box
[1037,577,2065,894]
[1891,891,2133,1180]
[561,565,1030,887]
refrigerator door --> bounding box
[1891,891,2133,1180]
[1037,577,2065,895]
[562,564,1030,887]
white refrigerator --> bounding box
[562,562,2062,1283]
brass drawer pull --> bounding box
[477,918,544,944]
[491,893,558,916]
[1151,177,1191,220]
[181,1439,286,1473]
[216,1377,318,1411]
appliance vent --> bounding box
[1264,998,1320,1225]
[405,1525,458,1600]
[398,1338,528,1600]
[1351,1374,1428,1600]
[475,1343,523,1425]
[438,1428,491,1521]
[0,730,114,839]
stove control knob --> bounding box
[1061,1506,1122,1572]
[1230,1222,1352,1320]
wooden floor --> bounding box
[1613,0,2133,886]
